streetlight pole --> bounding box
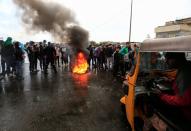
[128,0,133,44]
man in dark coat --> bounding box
[44,42,57,74]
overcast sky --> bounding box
[0,0,191,43]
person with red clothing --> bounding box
[149,52,191,131]
[159,52,191,118]
[134,52,191,130]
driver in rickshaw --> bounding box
[149,52,191,130]
[159,52,191,107]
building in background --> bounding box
[155,17,191,60]
[155,17,191,38]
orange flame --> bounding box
[72,52,89,74]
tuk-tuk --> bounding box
[120,35,191,131]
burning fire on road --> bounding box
[72,52,89,74]
[71,51,90,88]
[14,0,90,80]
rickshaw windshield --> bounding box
[140,52,167,72]
[139,52,191,73]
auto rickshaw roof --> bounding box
[140,35,191,52]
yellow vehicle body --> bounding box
[121,53,140,131]
[120,35,191,131]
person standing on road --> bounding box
[1,37,15,77]
[113,46,122,77]
[26,41,35,73]
[0,40,4,79]
[55,45,60,67]
[14,41,25,80]
[44,42,57,74]
[105,44,114,70]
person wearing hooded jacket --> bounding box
[1,37,15,77]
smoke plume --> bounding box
[13,0,89,49]
[67,26,89,49]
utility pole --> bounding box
[128,0,133,45]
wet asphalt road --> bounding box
[0,64,129,131]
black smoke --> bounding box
[13,0,89,49]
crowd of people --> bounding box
[0,37,139,81]
[87,43,139,78]
[0,37,25,80]
[25,40,70,74]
